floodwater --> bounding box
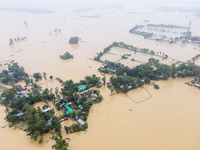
[68,78,200,150]
[0,0,200,150]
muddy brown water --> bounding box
[0,2,200,150]
[1,78,200,150]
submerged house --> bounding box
[16,91,22,95]
[42,108,51,113]
[21,86,27,90]
[77,119,85,126]
[15,112,24,117]
[20,93,29,98]
[195,84,200,88]
[93,93,98,98]
[1,97,5,100]
[46,119,52,126]
[78,85,87,91]
[64,104,74,115]
[80,88,93,95]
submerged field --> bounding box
[0,1,200,150]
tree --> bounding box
[38,136,44,144]
[50,75,53,80]
[52,136,68,150]
[4,107,10,114]
[69,37,79,44]
[6,114,17,123]
[55,87,59,96]
[24,77,29,85]
[170,64,177,78]
[121,85,129,93]
[52,116,61,132]
[102,76,106,85]
[43,72,47,80]
[9,38,14,45]
[59,52,73,60]
[33,73,42,81]
[154,84,160,89]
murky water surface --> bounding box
[0,1,200,150]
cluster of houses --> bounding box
[63,103,86,126]
[99,67,116,73]
[15,107,52,126]
[15,86,29,98]
[177,69,187,73]
[2,83,99,128]
[62,84,100,127]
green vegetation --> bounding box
[94,42,166,62]
[52,135,68,150]
[0,63,103,148]
[129,25,153,38]
[50,75,53,80]
[33,73,42,81]
[59,52,74,60]
[121,54,131,59]
[98,58,200,93]
[0,62,28,84]
[154,84,160,89]
[0,85,8,93]
[147,24,187,29]
[69,37,79,44]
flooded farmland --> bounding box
[0,0,200,150]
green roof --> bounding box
[78,85,86,90]
[64,104,74,115]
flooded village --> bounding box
[0,0,200,150]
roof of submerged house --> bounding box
[42,108,51,113]
[16,112,24,117]
[77,119,85,126]
[78,85,87,90]
[64,104,74,115]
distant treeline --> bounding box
[147,24,187,29]
[94,41,168,62]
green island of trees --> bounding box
[98,59,200,93]
[59,52,74,60]
[0,62,28,85]
[69,37,79,44]
[94,41,168,62]
[33,72,42,81]
[0,63,104,150]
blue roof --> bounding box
[16,112,24,117]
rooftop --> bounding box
[80,88,93,95]
[42,108,51,113]
[16,112,24,117]
[78,85,87,90]
[46,119,52,126]
[77,119,85,126]
[64,104,74,115]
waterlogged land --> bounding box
[69,78,200,150]
[0,1,200,150]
